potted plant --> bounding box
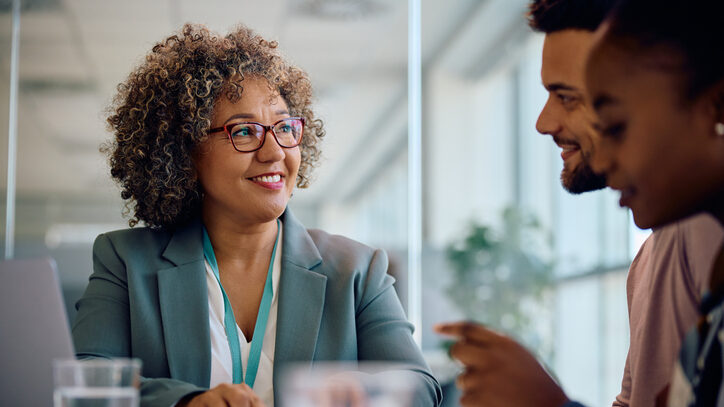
[445,206,555,357]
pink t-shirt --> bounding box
[613,213,724,407]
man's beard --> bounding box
[562,162,607,194]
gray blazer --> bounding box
[72,209,442,406]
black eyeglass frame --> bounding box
[208,117,306,153]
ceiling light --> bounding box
[295,0,387,20]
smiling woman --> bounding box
[195,77,303,228]
[71,23,441,407]
[104,24,323,230]
[584,1,724,405]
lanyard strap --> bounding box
[202,219,280,388]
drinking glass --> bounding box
[280,362,415,407]
[53,358,141,407]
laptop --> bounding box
[0,258,76,407]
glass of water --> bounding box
[280,362,415,407]
[53,358,141,407]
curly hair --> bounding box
[105,23,325,229]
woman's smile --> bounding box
[195,76,302,224]
[248,172,285,190]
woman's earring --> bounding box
[716,122,724,137]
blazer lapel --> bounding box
[153,212,326,391]
[157,218,211,387]
[274,210,326,383]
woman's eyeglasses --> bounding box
[208,117,305,153]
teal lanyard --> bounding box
[202,219,280,388]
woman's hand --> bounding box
[178,383,266,407]
[309,371,369,407]
[435,321,569,407]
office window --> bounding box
[2,1,643,406]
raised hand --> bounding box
[435,321,569,407]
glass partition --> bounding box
[1,1,643,405]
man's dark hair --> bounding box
[528,0,618,33]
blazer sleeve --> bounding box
[355,248,443,406]
[72,234,205,407]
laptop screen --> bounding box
[0,258,75,407]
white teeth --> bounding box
[252,175,281,183]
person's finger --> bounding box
[455,369,470,391]
[434,321,505,345]
[449,339,500,368]
[250,390,266,407]
[458,388,490,407]
[330,387,344,406]
[330,385,354,406]
[209,391,229,407]
[217,383,258,407]
[455,367,491,392]
[309,384,334,407]
[214,383,240,404]
[347,384,368,407]
[237,383,265,407]
[218,390,245,407]
[240,382,264,406]
[326,381,367,407]
[196,391,227,407]
[249,392,266,407]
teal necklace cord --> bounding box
[202,218,281,388]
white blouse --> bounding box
[204,226,282,407]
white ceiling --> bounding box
[0,0,487,207]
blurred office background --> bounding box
[0,0,650,405]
